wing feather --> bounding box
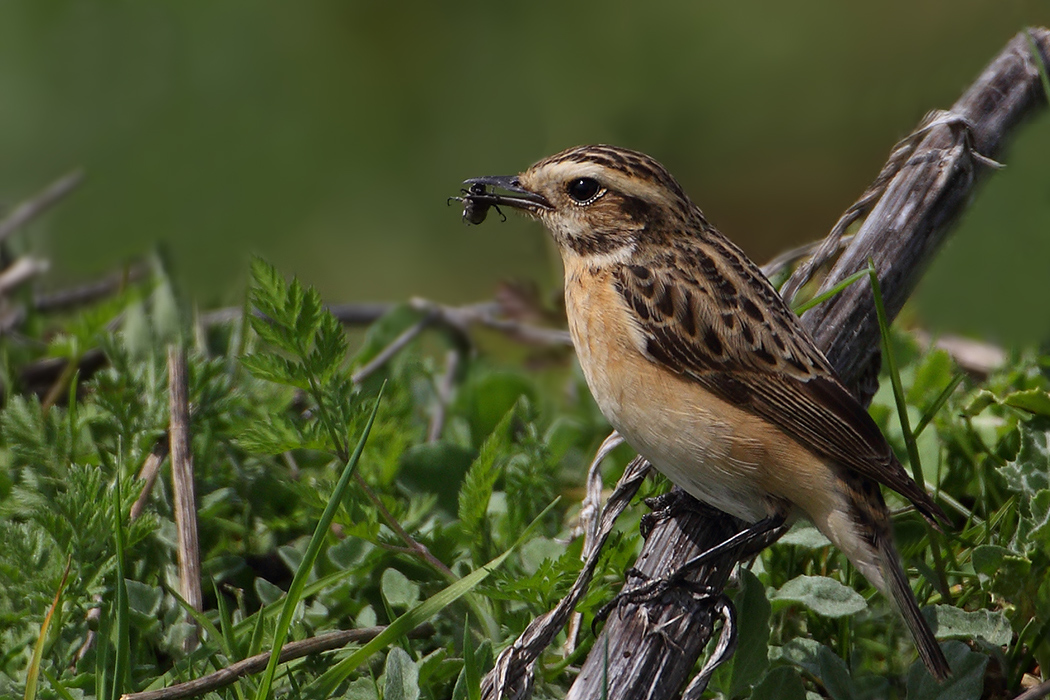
[613,234,946,524]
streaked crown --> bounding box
[516,145,706,257]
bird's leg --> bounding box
[668,512,787,581]
[592,569,716,633]
[640,488,724,539]
[594,513,787,628]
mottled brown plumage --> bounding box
[611,236,947,527]
[458,144,951,680]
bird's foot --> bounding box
[640,489,721,539]
[592,567,717,633]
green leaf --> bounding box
[1003,389,1050,417]
[25,558,71,700]
[458,370,535,442]
[970,545,1013,579]
[773,638,855,698]
[311,312,350,382]
[518,536,569,576]
[961,389,998,418]
[249,257,300,352]
[383,647,420,700]
[293,284,325,352]
[867,264,942,577]
[914,369,965,437]
[454,616,483,700]
[249,257,287,313]
[458,405,516,534]
[399,441,476,513]
[1029,489,1050,551]
[276,541,307,575]
[772,575,867,618]
[241,353,310,391]
[750,666,807,700]
[927,605,1012,646]
[779,520,831,549]
[167,586,229,659]
[125,580,162,617]
[308,499,559,697]
[381,568,421,610]
[342,677,380,700]
[327,538,372,570]
[971,545,1030,599]
[236,412,306,455]
[907,349,954,405]
[905,640,986,699]
[254,388,384,700]
[817,644,856,700]
[713,568,770,699]
[254,578,285,607]
[137,569,360,693]
[771,638,824,678]
[1000,418,1050,496]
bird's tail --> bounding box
[875,535,951,681]
[816,477,951,681]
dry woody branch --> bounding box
[548,27,1050,700]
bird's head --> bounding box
[460,145,700,262]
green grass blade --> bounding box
[39,667,76,700]
[867,262,924,493]
[463,616,481,700]
[792,268,870,315]
[914,371,965,438]
[111,478,130,700]
[247,592,269,658]
[253,385,385,700]
[25,556,71,700]
[867,261,952,598]
[66,370,80,457]
[214,580,242,659]
[169,586,228,656]
[309,497,560,697]
[95,598,110,700]
[1026,30,1050,103]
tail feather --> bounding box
[877,538,951,681]
[814,476,952,681]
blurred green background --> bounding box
[1,1,1048,344]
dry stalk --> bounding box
[168,345,203,653]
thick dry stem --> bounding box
[168,345,203,652]
[561,27,1049,700]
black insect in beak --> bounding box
[448,175,552,225]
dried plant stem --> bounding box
[130,435,172,521]
[352,473,456,580]
[168,345,202,652]
[119,624,433,700]
[427,348,462,442]
[554,26,1050,700]
[0,170,83,243]
[484,458,651,700]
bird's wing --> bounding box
[612,235,946,524]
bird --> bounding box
[455,144,952,680]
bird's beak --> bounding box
[461,175,552,212]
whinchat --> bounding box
[455,145,951,680]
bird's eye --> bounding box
[566,177,602,204]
